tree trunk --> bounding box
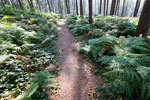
[80,0,83,15]
[110,0,116,15]
[89,0,93,23]
[106,0,109,15]
[47,0,51,12]
[124,0,128,16]
[1,0,5,7]
[104,0,106,16]
[116,0,120,16]
[65,0,70,14]
[58,0,62,14]
[76,0,79,15]
[99,0,102,14]
[30,0,34,8]
[121,0,126,17]
[135,0,150,37]
[36,0,41,11]
[133,0,141,17]
[18,0,24,10]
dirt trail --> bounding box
[49,19,102,100]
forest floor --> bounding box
[49,19,103,100]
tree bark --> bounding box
[89,0,93,23]
[1,0,5,7]
[30,0,34,8]
[58,0,62,14]
[18,0,24,10]
[99,0,102,14]
[36,0,41,11]
[104,0,106,16]
[116,0,120,16]
[65,0,70,14]
[106,0,109,15]
[76,0,79,15]
[80,0,83,15]
[133,0,141,17]
[121,0,126,17]
[110,0,116,15]
[47,0,51,12]
[135,0,150,37]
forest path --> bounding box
[49,19,102,100]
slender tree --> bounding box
[106,0,109,15]
[121,0,126,17]
[1,0,5,7]
[9,0,16,8]
[18,0,24,10]
[110,0,116,15]
[115,0,120,16]
[133,0,141,17]
[80,0,83,15]
[89,0,93,23]
[76,0,79,15]
[99,0,102,14]
[135,0,150,37]
[30,0,34,8]
[58,0,62,14]
[36,0,41,11]
[65,0,70,14]
[47,0,51,12]
[104,0,106,16]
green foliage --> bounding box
[16,71,54,100]
[0,6,59,99]
[67,15,150,100]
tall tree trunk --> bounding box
[58,0,62,14]
[104,0,106,16]
[27,0,32,9]
[1,0,5,7]
[18,0,24,10]
[89,0,93,23]
[80,0,83,15]
[47,0,51,12]
[124,0,128,16]
[76,0,79,15]
[30,0,34,8]
[121,0,126,17]
[36,0,41,11]
[99,0,102,14]
[133,0,141,17]
[135,0,150,37]
[10,0,16,8]
[110,0,116,15]
[116,0,120,16]
[106,0,109,15]
[65,0,70,14]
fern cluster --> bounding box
[67,15,150,100]
[0,6,59,99]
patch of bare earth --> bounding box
[49,19,103,100]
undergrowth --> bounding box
[0,6,59,100]
[67,15,150,100]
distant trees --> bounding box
[135,0,150,37]
[89,0,93,23]
[0,0,144,17]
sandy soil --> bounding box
[49,19,103,100]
